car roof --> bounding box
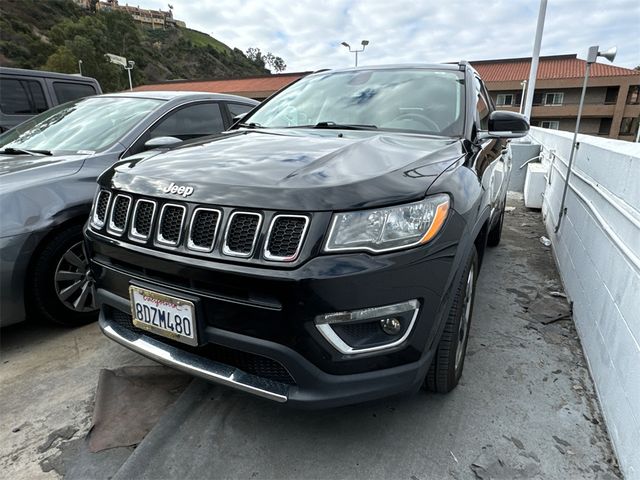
[0,66,99,83]
[101,90,259,104]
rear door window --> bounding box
[227,102,254,118]
[52,82,97,103]
[148,102,225,140]
[0,78,48,115]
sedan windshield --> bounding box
[246,68,465,136]
[0,96,164,154]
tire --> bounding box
[425,247,478,393]
[487,202,505,247]
[27,226,98,327]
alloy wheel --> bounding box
[54,241,97,313]
[455,266,474,371]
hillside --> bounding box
[0,0,270,92]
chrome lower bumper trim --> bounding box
[99,315,289,403]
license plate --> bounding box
[129,286,198,346]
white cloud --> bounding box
[147,0,640,71]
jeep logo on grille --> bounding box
[163,182,194,198]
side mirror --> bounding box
[143,136,182,150]
[479,111,530,139]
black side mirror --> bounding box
[143,136,182,150]
[479,111,530,139]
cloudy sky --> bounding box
[145,0,639,71]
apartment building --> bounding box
[95,1,186,29]
[472,54,640,141]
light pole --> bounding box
[519,80,527,114]
[554,45,617,233]
[523,0,548,121]
[341,40,369,67]
[124,60,135,91]
[78,59,83,76]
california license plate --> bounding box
[129,286,198,346]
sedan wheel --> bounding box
[54,241,97,313]
[28,226,99,327]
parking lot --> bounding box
[0,194,620,479]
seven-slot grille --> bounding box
[264,215,309,261]
[223,212,262,257]
[157,204,186,246]
[91,190,111,228]
[130,200,156,240]
[92,190,308,262]
[107,195,131,234]
[188,208,221,252]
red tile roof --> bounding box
[132,55,639,95]
[133,72,309,95]
[470,54,640,82]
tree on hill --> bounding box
[246,47,287,73]
[0,0,276,91]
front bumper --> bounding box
[87,213,466,407]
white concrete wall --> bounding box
[529,126,640,479]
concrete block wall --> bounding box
[529,127,640,479]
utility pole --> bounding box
[523,0,548,121]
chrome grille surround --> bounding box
[156,203,186,247]
[91,190,111,229]
[129,199,157,242]
[222,211,263,258]
[264,214,310,262]
[107,194,132,236]
[187,207,222,252]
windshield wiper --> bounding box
[0,147,53,156]
[290,121,378,131]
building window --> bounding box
[604,87,619,104]
[539,120,559,129]
[496,94,514,106]
[619,117,639,136]
[598,118,612,136]
[627,85,640,105]
[544,92,564,106]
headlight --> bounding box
[324,194,450,253]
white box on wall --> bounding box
[524,162,547,209]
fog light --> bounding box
[314,300,420,354]
[380,317,402,335]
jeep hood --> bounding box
[104,129,464,211]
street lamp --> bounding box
[78,59,83,76]
[554,45,617,233]
[519,80,527,114]
[124,60,135,91]
[341,40,369,67]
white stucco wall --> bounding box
[529,127,640,479]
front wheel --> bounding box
[28,227,98,327]
[424,247,478,393]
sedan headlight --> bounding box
[325,194,450,253]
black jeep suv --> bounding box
[85,63,528,408]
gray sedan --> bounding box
[0,91,258,327]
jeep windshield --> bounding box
[0,96,163,155]
[244,68,465,136]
